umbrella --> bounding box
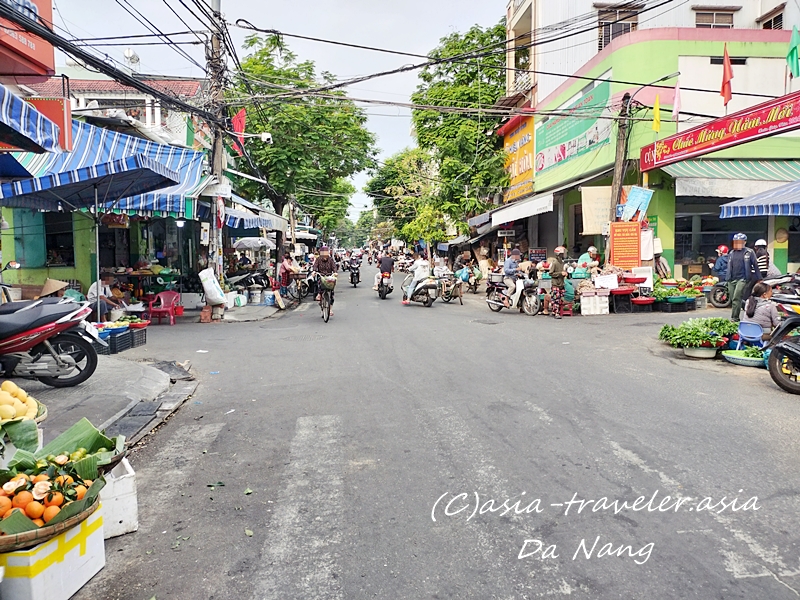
[234,237,276,250]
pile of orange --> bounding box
[0,471,92,528]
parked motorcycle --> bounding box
[765,315,800,394]
[709,282,729,309]
[401,275,439,307]
[485,272,540,315]
[0,264,101,387]
[377,272,393,300]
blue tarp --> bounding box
[0,85,61,153]
[720,179,800,218]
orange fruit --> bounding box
[44,492,63,507]
[24,501,44,519]
[0,497,11,514]
[42,505,59,523]
[31,518,44,527]
[11,490,32,509]
[32,474,49,483]
[2,507,22,519]
[74,485,87,501]
[54,475,73,487]
[12,473,29,482]
[83,479,93,487]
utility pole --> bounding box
[289,199,297,255]
[610,93,631,211]
[207,0,226,277]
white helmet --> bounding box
[755,239,767,247]
[587,246,598,254]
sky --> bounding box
[53,0,505,220]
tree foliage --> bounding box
[230,36,377,222]
[410,20,508,220]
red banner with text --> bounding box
[641,90,800,171]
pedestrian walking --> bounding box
[726,233,759,321]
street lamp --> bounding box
[628,71,680,116]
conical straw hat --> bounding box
[40,278,69,297]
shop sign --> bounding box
[0,96,71,152]
[529,247,547,263]
[648,215,658,237]
[535,80,612,174]
[0,0,55,77]
[609,221,641,270]
[641,89,800,171]
[503,116,534,202]
[497,230,515,237]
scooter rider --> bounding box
[373,253,394,290]
[349,252,362,282]
[503,249,525,300]
[403,252,429,305]
[708,245,729,281]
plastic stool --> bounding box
[561,302,574,317]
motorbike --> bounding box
[709,282,730,309]
[377,271,393,300]
[0,263,101,387]
[349,261,361,287]
[367,255,373,265]
[765,315,800,394]
[439,273,464,305]
[401,275,439,307]
[485,272,540,315]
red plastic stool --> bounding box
[561,302,574,316]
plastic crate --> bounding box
[661,301,688,313]
[686,298,697,311]
[109,330,132,354]
[131,328,147,348]
[92,341,110,356]
[631,302,653,313]
[695,296,708,310]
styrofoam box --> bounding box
[180,293,204,310]
[0,505,105,600]
[0,429,44,470]
[98,457,138,539]
[581,296,609,316]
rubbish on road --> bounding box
[151,361,194,382]
[244,488,253,495]
[245,529,253,537]
[196,350,209,353]
[207,482,224,488]
[224,409,235,415]
[210,371,220,375]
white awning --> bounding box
[492,194,553,227]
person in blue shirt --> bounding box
[503,249,524,299]
[708,245,729,281]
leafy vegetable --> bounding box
[743,346,765,358]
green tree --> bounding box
[230,35,377,222]
[410,20,508,221]
[353,210,375,247]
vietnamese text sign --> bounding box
[504,116,535,202]
[498,230,515,237]
[641,89,800,171]
[609,222,641,270]
[535,80,612,174]
[529,247,547,264]
[0,0,55,77]
[580,185,613,235]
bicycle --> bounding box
[316,273,337,323]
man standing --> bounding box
[726,233,759,321]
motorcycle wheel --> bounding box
[379,286,387,300]
[36,334,98,388]
[522,293,540,316]
[487,290,504,313]
[711,286,730,308]
[768,348,800,394]
[423,293,434,308]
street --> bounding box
[74,280,800,599]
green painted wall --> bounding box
[645,172,677,269]
[774,216,789,272]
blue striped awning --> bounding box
[0,85,61,153]
[197,202,276,230]
[11,120,205,214]
[0,154,180,211]
[720,179,800,218]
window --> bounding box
[695,12,734,28]
[44,213,74,267]
[598,10,638,51]
[762,12,783,30]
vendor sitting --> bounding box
[573,245,601,278]
[742,282,780,340]
[88,273,121,322]
[36,278,69,299]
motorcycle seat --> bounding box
[0,303,79,339]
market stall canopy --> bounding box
[0,153,180,211]
[233,237,276,250]
[662,159,800,198]
[197,202,280,230]
[11,120,204,215]
[468,211,491,228]
[0,85,61,153]
[232,193,287,233]
[720,179,800,218]
[294,230,317,241]
[437,234,468,251]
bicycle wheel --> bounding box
[322,292,331,322]
[286,281,299,300]
[299,280,310,299]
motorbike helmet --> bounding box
[755,239,767,247]
[587,246,598,255]
[716,245,729,255]
[554,245,566,256]
[732,233,747,241]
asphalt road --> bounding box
[76,278,800,599]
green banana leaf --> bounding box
[0,509,39,534]
[38,418,115,457]
[3,419,40,454]
[7,449,36,472]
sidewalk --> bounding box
[175,301,287,324]
[21,355,172,444]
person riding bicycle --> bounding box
[374,253,394,290]
[313,246,338,311]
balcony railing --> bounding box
[513,71,532,93]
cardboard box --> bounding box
[0,505,105,600]
[99,458,138,539]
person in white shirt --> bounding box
[87,273,121,321]
[403,252,430,305]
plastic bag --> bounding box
[64,289,85,302]
[472,266,483,281]
[455,268,470,282]
[199,268,226,306]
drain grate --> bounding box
[281,335,326,341]
[471,319,499,325]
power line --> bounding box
[69,30,202,42]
